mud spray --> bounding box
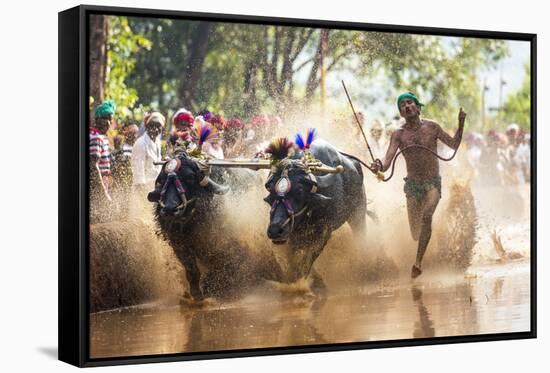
[89,107,529,312]
[89,196,185,312]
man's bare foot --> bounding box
[411,264,423,279]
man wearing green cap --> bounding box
[370,92,466,278]
[90,99,116,221]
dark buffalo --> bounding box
[148,152,279,301]
[264,139,367,289]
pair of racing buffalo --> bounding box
[147,140,367,301]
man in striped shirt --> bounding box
[90,100,116,208]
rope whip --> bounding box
[341,80,462,182]
[339,143,460,182]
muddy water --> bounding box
[90,260,530,358]
[89,145,531,358]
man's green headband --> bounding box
[397,92,423,111]
[95,99,116,119]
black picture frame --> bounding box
[58,4,537,367]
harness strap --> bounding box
[199,176,209,187]
[271,197,309,230]
[174,177,187,194]
[281,205,309,228]
[306,171,318,193]
[161,172,187,196]
[160,172,197,215]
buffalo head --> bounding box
[148,154,229,219]
[264,161,331,244]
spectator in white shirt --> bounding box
[131,112,165,191]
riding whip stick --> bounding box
[95,162,112,202]
[342,80,385,180]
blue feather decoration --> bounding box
[295,133,305,150]
[305,128,316,149]
[193,122,219,147]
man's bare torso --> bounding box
[394,119,441,180]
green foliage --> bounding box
[104,16,151,121]
[501,64,531,129]
[127,18,193,114]
[102,16,522,130]
[193,23,249,116]
[353,35,509,129]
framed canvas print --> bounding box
[58,4,537,367]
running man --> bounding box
[370,92,466,278]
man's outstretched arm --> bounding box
[437,107,466,150]
[371,130,401,173]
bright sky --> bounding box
[481,40,530,110]
[320,38,530,123]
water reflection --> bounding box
[411,285,435,338]
[90,262,530,359]
[182,297,328,352]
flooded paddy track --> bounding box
[90,260,530,358]
[89,161,531,358]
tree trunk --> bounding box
[279,29,296,96]
[89,15,108,105]
[180,22,214,108]
[305,30,338,104]
[243,58,259,116]
[305,32,323,102]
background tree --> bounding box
[350,34,509,129]
[103,16,151,121]
[89,15,108,105]
[102,16,517,130]
[501,64,531,129]
[180,22,214,108]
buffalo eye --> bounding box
[265,171,281,192]
[298,176,309,187]
[264,194,275,205]
[147,190,161,202]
